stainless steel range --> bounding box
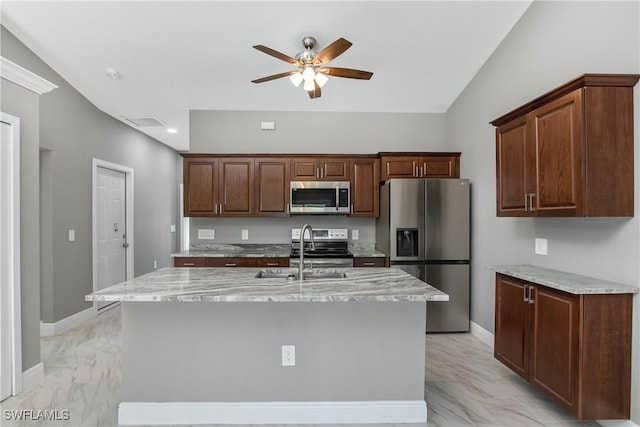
[290,228,353,269]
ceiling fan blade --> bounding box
[322,67,373,80]
[308,81,321,99]
[314,38,352,64]
[253,45,300,65]
[251,71,295,84]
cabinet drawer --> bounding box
[205,258,257,267]
[256,258,290,268]
[353,257,386,267]
[174,257,206,267]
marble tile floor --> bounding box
[0,305,601,427]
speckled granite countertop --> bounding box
[172,244,291,258]
[172,243,387,259]
[86,267,448,303]
[492,264,638,295]
[349,243,386,258]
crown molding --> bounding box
[0,56,58,95]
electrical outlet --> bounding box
[170,224,176,233]
[241,229,249,240]
[535,238,548,255]
[282,345,295,367]
[198,229,215,240]
[68,229,75,242]
[153,260,158,269]
[352,229,359,240]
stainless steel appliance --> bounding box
[376,179,470,332]
[290,228,353,268]
[289,181,350,214]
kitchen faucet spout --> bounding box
[299,224,315,281]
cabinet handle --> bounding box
[214,204,218,215]
[423,162,427,176]
[415,166,419,177]
[529,286,535,304]
[350,204,354,215]
[183,262,196,266]
[266,262,279,266]
[286,203,290,215]
[321,168,324,179]
[363,262,376,266]
[525,193,536,212]
[420,166,424,177]
[220,204,224,214]
[529,193,535,211]
[225,263,237,267]
[316,168,320,179]
[523,285,529,302]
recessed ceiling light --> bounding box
[167,128,177,134]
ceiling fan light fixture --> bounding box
[302,66,315,82]
[289,72,303,87]
[303,79,315,92]
[314,72,328,88]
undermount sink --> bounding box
[254,270,347,280]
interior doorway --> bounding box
[92,159,134,313]
[1,112,22,401]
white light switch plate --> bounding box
[241,229,249,240]
[68,229,75,242]
[352,230,359,240]
[198,229,215,240]
[170,224,176,233]
[535,238,548,255]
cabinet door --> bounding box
[174,257,206,267]
[184,158,218,217]
[529,286,580,412]
[496,117,530,216]
[320,158,350,180]
[205,258,257,267]
[291,158,319,180]
[219,158,254,216]
[529,90,584,216]
[494,274,529,379]
[255,158,290,216]
[381,156,419,180]
[350,158,380,217]
[422,155,459,178]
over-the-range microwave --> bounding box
[289,181,350,214]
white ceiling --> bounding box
[1,1,532,151]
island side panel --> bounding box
[122,301,426,402]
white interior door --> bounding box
[1,120,13,401]
[96,167,127,310]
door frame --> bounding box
[1,112,23,396]
[92,159,134,314]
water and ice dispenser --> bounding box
[396,228,419,257]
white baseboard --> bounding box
[22,363,44,392]
[598,421,640,427]
[470,321,494,349]
[118,400,427,425]
[40,307,95,337]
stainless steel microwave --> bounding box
[290,181,351,214]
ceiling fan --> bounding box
[251,36,373,99]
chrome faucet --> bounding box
[299,224,315,281]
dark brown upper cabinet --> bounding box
[492,74,639,217]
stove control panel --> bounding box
[291,228,348,241]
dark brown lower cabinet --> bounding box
[353,257,386,267]
[494,273,632,420]
[174,257,289,268]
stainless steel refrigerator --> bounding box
[376,179,470,332]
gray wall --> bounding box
[190,110,446,153]
[190,217,375,246]
[2,25,182,369]
[0,79,41,372]
[444,1,640,422]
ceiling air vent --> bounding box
[122,116,166,127]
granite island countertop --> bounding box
[492,264,638,295]
[86,267,448,303]
[172,243,291,258]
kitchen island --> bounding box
[86,267,447,425]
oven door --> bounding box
[290,181,350,214]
